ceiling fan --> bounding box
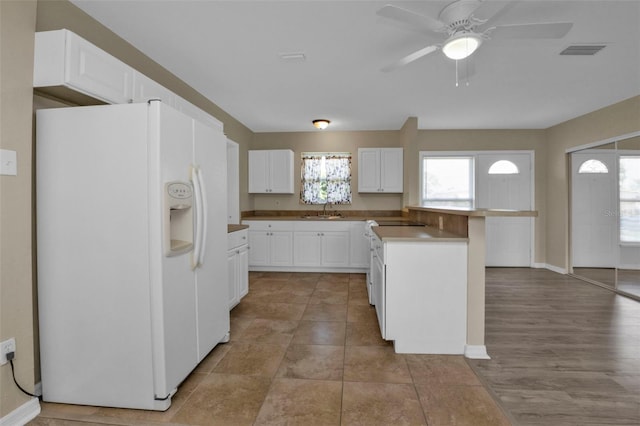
[378,0,573,72]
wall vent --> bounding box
[560,45,606,56]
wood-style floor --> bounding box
[29,268,640,425]
[468,267,640,425]
[572,267,640,299]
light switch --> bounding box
[0,149,17,176]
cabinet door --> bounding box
[294,232,322,266]
[269,231,293,266]
[248,231,270,266]
[269,150,294,194]
[380,148,403,193]
[358,149,381,192]
[238,246,249,299]
[132,72,174,104]
[321,231,350,267]
[227,250,239,309]
[248,151,269,193]
[66,31,134,104]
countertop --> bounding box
[227,224,249,233]
[407,206,538,217]
[241,215,408,222]
[240,215,468,241]
[373,225,468,242]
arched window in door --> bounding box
[487,160,519,174]
[578,159,609,174]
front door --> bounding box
[477,152,533,266]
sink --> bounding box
[300,215,342,220]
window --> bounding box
[300,152,352,204]
[619,156,640,243]
[488,160,519,174]
[578,159,609,174]
[421,156,474,207]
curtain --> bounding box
[300,153,352,204]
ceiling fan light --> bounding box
[312,119,330,129]
[442,34,481,60]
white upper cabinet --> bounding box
[33,30,224,132]
[248,150,294,194]
[34,30,134,104]
[132,71,175,104]
[173,96,223,132]
[358,148,403,193]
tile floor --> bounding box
[31,272,510,425]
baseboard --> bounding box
[618,264,640,270]
[464,345,491,359]
[249,266,368,273]
[34,382,42,397]
[0,398,40,426]
[542,263,567,274]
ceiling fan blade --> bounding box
[377,4,447,34]
[473,0,518,24]
[381,45,439,73]
[488,22,573,39]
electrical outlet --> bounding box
[1,338,16,365]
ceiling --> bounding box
[70,0,640,132]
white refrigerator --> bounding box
[36,101,229,410]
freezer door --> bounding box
[193,119,231,360]
[36,104,159,409]
[148,101,199,399]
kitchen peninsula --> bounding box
[402,206,538,359]
[241,206,537,359]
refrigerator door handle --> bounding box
[191,165,203,269]
[196,167,208,266]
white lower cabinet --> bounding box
[244,221,293,267]
[227,230,249,309]
[243,220,367,272]
[293,230,349,267]
[293,232,322,266]
[374,236,468,354]
[321,232,350,267]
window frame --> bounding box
[419,152,476,208]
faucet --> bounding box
[322,202,330,216]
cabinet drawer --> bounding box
[227,229,248,250]
[293,221,351,232]
[243,220,293,232]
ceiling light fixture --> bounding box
[442,32,482,60]
[312,119,330,130]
